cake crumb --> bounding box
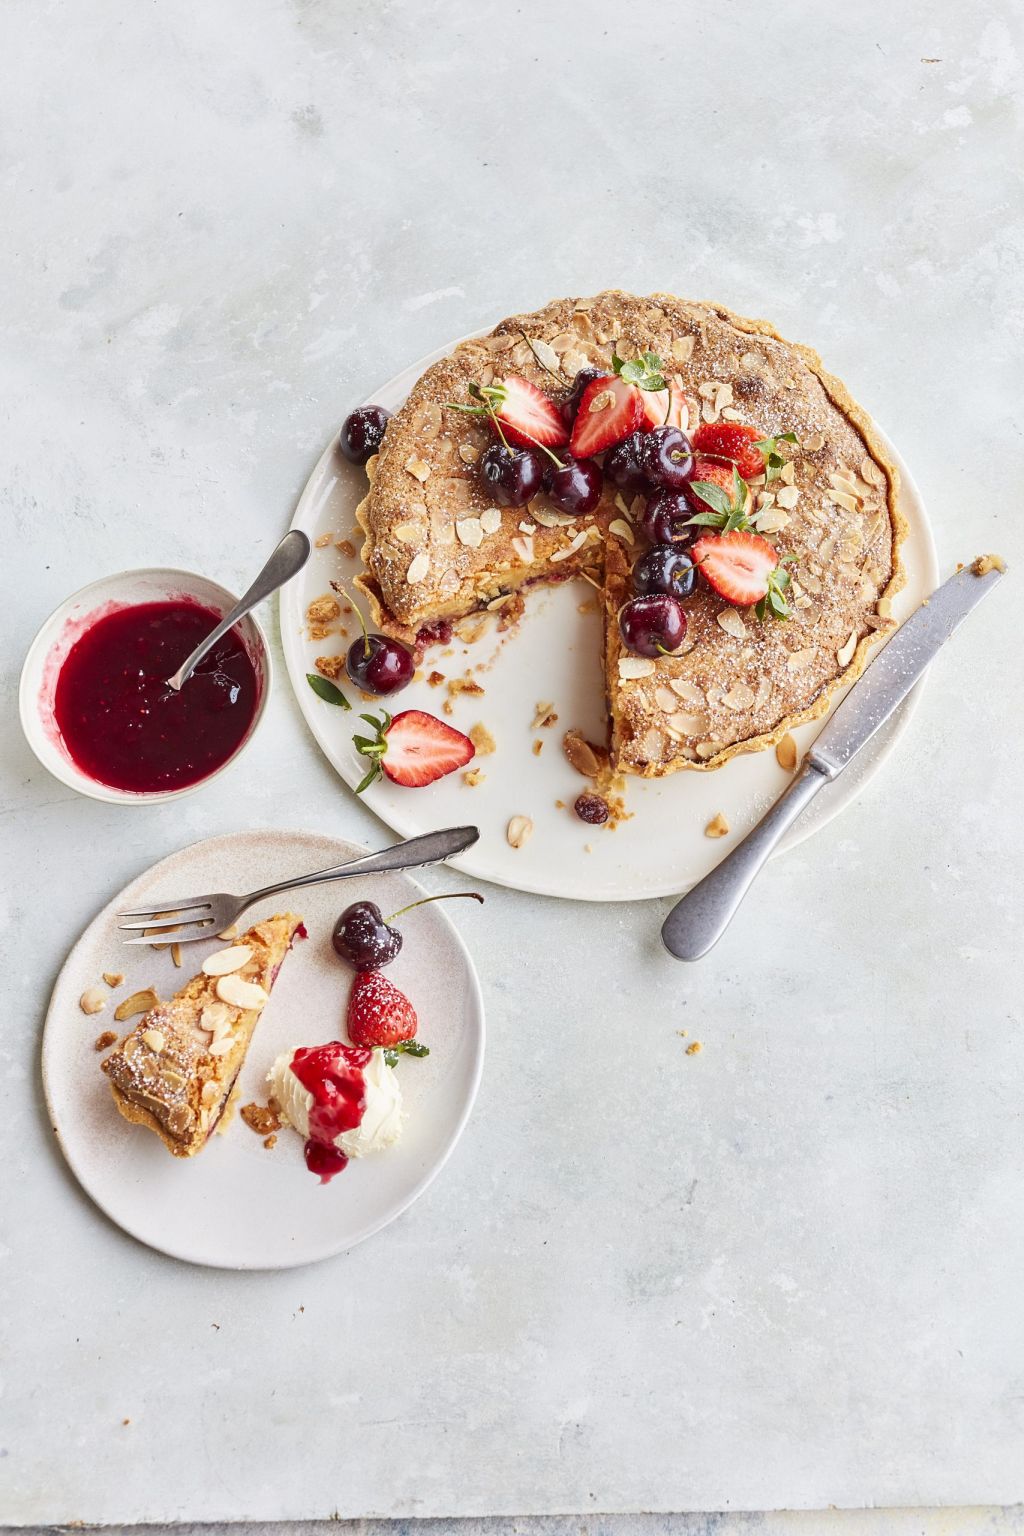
[241,1100,283,1137]
[102,971,124,988]
[469,722,496,755]
[532,739,543,756]
[307,594,340,625]
[122,1418,131,1426]
[686,1041,702,1055]
[533,701,558,729]
[314,532,333,549]
[335,538,356,559]
[94,1030,118,1052]
[463,767,486,787]
[315,653,346,680]
[447,673,485,703]
[705,812,730,839]
[428,670,446,687]
[972,553,1006,576]
[263,1135,278,1150]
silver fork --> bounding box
[116,826,480,945]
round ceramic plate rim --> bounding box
[41,829,486,1269]
[282,329,939,901]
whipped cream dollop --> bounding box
[268,1042,404,1163]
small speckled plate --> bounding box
[281,333,939,901]
[42,830,485,1269]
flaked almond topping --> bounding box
[531,507,576,528]
[670,678,706,707]
[667,709,709,736]
[141,1028,166,1053]
[506,815,533,850]
[802,432,825,452]
[171,942,182,969]
[588,389,614,414]
[209,1038,235,1057]
[776,733,798,772]
[827,489,859,514]
[455,517,484,548]
[722,681,756,711]
[754,676,772,709]
[638,727,666,761]
[511,534,535,563]
[393,523,419,543]
[618,656,656,680]
[877,596,893,618]
[787,646,817,671]
[518,520,536,534]
[720,407,744,422]
[438,568,460,596]
[201,944,253,977]
[315,532,332,548]
[200,1001,234,1037]
[563,730,600,778]
[671,334,695,361]
[755,508,790,534]
[550,530,588,563]
[704,812,730,839]
[405,551,430,584]
[458,443,480,464]
[215,974,270,1010]
[860,456,886,486]
[217,923,240,941]
[201,1080,221,1106]
[404,455,431,483]
[775,485,800,510]
[779,460,797,485]
[608,518,634,544]
[613,493,630,516]
[102,971,125,988]
[837,631,858,667]
[479,506,502,536]
[527,336,560,372]
[365,453,378,481]
[114,988,160,1022]
[655,686,678,713]
[717,608,747,640]
[410,401,442,440]
[79,987,106,1016]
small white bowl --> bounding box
[19,568,272,804]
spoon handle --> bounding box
[165,529,311,690]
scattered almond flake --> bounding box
[527,336,560,372]
[829,470,861,497]
[704,812,729,839]
[860,456,886,487]
[458,443,480,465]
[654,686,678,713]
[819,535,837,563]
[448,674,484,699]
[550,330,575,352]
[550,530,588,563]
[695,741,725,760]
[795,595,813,611]
[336,538,356,559]
[200,1001,233,1037]
[715,382,733,412]
[201,944,253,977]
[518,520,536,534]
[779,460,796,485]
[531,738,544,757]
[306,594,340,624]
[775,485,800,510]
[697,381,718,400]
[455,517,484,549]
[588,388,614,414]
[670,334,695,361]
[666,709,709,736]
[215,974,269,1010]
[79,987,106,1016]
[506,815,533,850]
[722,681,756,711]
[669,678,705,707]
[563,730,601,778]
[837,631,858,667]
[721,407,744,422]
[532,700,558,728]
[479,506,502,536]
[756,491,776,510]
[405,456,431,483]
[485,593,513,612]
[411,401,442,440]
[877,596,893,618]
[827,489,859,514]
[438,569,460,597]
[787,646,817,671]
[618,656,656,680]
[803,432,825,452]
[776,733,798,772]
[755,508,790,534]
[209,1038,234,1057]
[141,1028,166,1053]
[404,551,430,585]
[716,608,747,640]
[754,677,772,709]
[171,942,182,969]
[217,923,239,941]
[800,571,822,594]
[638,727,666,761]
[608,518,634,545]
[314,532,332,549]
[468,722,496,755]
[393,524,419,544]
[102,971,125,988]
[531,506,576,528]
[114,988,160,1023]
[511,534,535,563]
[462,767,485,787]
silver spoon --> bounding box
[164,529,311,691]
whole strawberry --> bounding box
[347,970,418,1048]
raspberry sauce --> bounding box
[52,600,259,793]
[289,1043,371,1183]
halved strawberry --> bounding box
[354,708,474,792]
[569,374,644,457]
[491,375,568,450]
[638,381,691,433]
[691,456,736,495]
[347,971,418,1048]
[691,421,764,480]
[690,531,782,608]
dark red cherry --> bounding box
[632,544,697,600]
[603,431,651,494]
[618,594,687,657]
[560,368,606,428]
[333,901,402,970]
[340,405,391,465]
[640,426,695,490]
[480,442,544,507]
[545,455,603,515]
[346,634,415,696]
[637,490,693,544]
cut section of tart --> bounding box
[353,290,906,774]
[101,913,303,1157]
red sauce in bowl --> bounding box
[52,600,259,793]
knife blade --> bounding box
[807,560,1006,778]
[661,558,1007,961]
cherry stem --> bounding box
[334,581,371,658]
[384,891,484,924]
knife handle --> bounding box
[661,758,831,961]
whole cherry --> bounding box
[339,405,391,465]
[637,490,693,544]
[618,594,688,657]
[332,891,485,971]
[342,588,415,697]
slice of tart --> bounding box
[101,913,304,1157]
[353,290,905,774]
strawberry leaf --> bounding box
[353,709,393,793]
[306,674,351,708]
[752,431,799,484]
[613,348,667,392]
[685,468,753,533]
[383,1040,430,1067]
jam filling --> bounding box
[289,1043,372,1183]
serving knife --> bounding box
[661,561,1007,961]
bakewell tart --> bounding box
[354,291,906,775]
[101,913,303,1156]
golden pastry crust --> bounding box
[101,914,302,1157]
[356,291,905,773]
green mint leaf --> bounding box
[689,481,732,516]
[306,674,351,708]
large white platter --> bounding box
[281,335,939,902]
[42,829,485,1269]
